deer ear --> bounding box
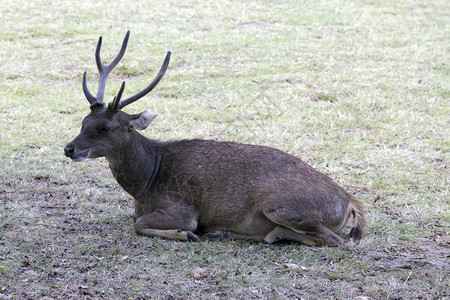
[129,109,158,131]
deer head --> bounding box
[64,31,170,161]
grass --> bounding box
[0,0,448,299]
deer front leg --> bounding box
[134,210,199,241]
[136,226,199,241]
[200,231,232,241]
[133,199,144,222]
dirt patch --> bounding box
[368,241,449,271]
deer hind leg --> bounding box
[135,212,199,241]
[263,206,344,247]
[262,225,343,247]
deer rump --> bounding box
[64,31,366,246]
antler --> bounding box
[108,51,171,112]
[83,31,171,111]
[83,31,130,106]
[118,51,171,110]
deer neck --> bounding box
[105,131,160,199]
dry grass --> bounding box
[0,0,448,299]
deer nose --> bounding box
[64,145,75,157]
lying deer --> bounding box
[64,31,367,246]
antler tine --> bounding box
[95,31,130,102]
[82,31,130,106]
[82,71,97,105]
[119,51,171,109]
[109,81,126,112]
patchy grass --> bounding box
[0,0,448,299]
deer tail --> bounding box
[348,195,367,241]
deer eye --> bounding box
[98,127,111,135]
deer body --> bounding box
[65,31,366,246]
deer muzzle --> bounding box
[64,144,89,162]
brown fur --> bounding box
[66,117,367,246]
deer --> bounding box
[64,31,367,246]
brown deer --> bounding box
[64,31,367,246]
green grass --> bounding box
[0,0,449,299]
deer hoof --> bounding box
[262,235,280,244]
[187,231,200,242]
